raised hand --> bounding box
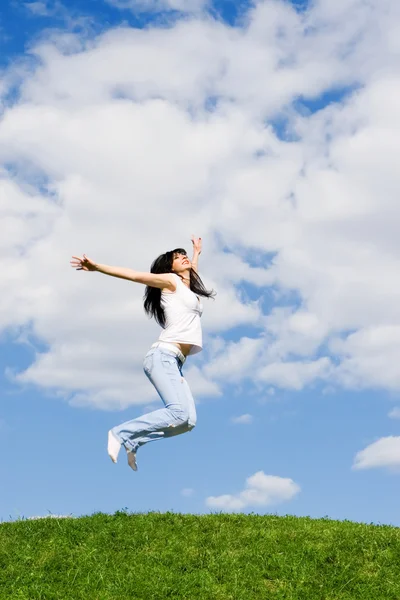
[70,254,98,271]
[191,235,202,255]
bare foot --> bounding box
[127,449,138,471]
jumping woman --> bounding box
[70,236,215,471]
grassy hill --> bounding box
[1,511,399,599]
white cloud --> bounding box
[206,471,300,511]
[1,0,400,408]
[24,1,71,19]
[353,437,400,471]
[204,337,264,382]
[182,365,222,401]
[105,0,208,12]
[388,408,400,420]
[258,358,332,391]
[330,327,400,392]
[181,488,194,497]
[25,2,51,16]
[231,414,253,425]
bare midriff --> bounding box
[170,342,193,357]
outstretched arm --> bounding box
[191,235,202,273]
[70,255,175,290]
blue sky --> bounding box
[1,0,400,525]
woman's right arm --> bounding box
[70,255,176,290]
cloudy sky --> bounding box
[1,0,400,524]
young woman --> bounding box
[71,236,215,471]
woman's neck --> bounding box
[175,272,190,287]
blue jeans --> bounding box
[111,348,197,454]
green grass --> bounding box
[1,512,400,599]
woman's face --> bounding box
[172,251,191,273]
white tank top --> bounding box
[158,274,204,355]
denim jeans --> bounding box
[111,347,197,454]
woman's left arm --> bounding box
[191,235,202,273]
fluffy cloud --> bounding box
[353,437,400,471]
[330,327,400,391]
[388,408,400,420]
[24,0,83,22]
[25,2,51,16]
[1,0,400,409]
[231,413,253,425]
[258,357,332,390]
[105,0,208,12]
[206,471,300,511]
[204,337,264,382]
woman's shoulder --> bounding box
[162,273,180,294]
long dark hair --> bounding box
[143,248,215,327]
